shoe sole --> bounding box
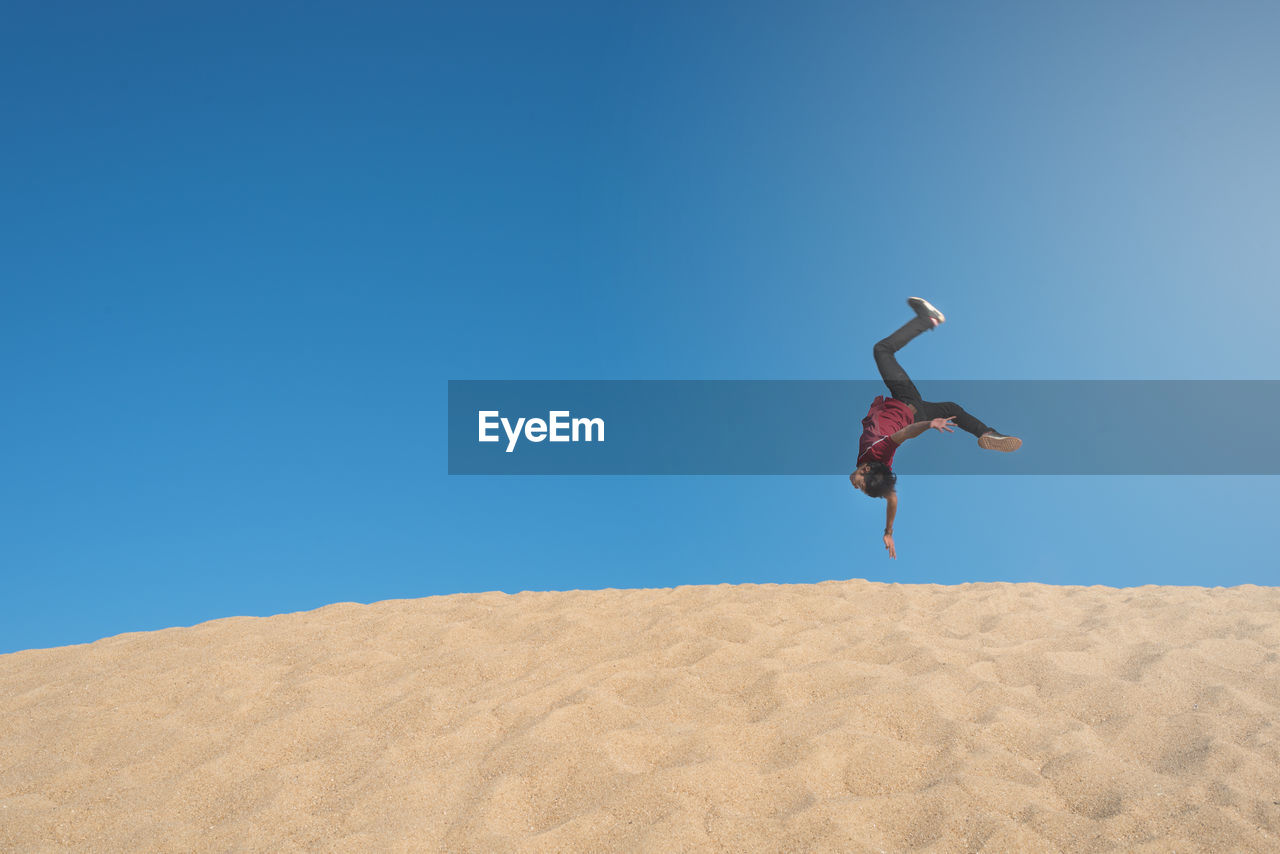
[978,434,1022,452]
[907,297,945,324]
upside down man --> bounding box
[850,298,1022,558]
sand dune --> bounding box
[3,580,1279,852]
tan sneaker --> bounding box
[907,296,945,326]
[978,431,1022,452]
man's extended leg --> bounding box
[915,400,1021,451]
[872,314,933,405]
[873,298,1021,451]
[914,400,992,437]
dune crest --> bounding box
[3,580,1280,852]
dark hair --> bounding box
[862,461,897,498]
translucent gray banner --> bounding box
[447,381,1278,474]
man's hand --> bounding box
[930,416,956,433]
[883,493,897,559]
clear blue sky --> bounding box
[4,2,1278,654]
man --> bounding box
[850,298,1022,558]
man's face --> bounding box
[850,466,868,494]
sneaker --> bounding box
[907,297,945,326]
[978,431,1022,452]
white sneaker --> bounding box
[907,297,945,326]
[978,431,1022,452]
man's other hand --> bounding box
[930,417,956,433]
[883,533,896,559]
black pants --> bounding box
[873,316,994,437]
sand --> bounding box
[2,580,1279,853]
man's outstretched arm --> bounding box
[889,416,955,445]
[883,491,897,559]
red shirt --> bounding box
[857,396,915,468]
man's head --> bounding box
[850,461,896,498]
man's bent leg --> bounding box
[873,316,933,403]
